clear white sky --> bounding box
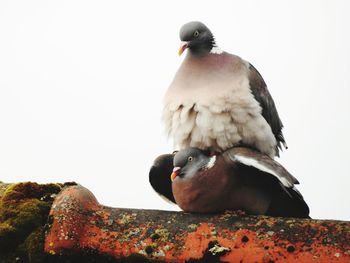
[0,0,349,220]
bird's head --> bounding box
[178,21,216,57]
[171,148,216,182]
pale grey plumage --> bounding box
[163,21,286,157]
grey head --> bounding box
[178,21,216,57]
[171,148,215,181]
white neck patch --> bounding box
[204,155,216,170]
[210,46,223,54]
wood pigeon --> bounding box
[163,21,287,158]
[149,147,310,218]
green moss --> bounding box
[0,182,63,263]
[25,227,47,263]
[0,222,16,236]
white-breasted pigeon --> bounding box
[163,21,287,157]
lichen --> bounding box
[118,213,137,225]
[208,243,231,256]
[187,224,198,232]
[153,228,170,242]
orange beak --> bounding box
[178,41,188,56]
[171,167,181,181]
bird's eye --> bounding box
[193,30,199,37]
[188,156,193,162]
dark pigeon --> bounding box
[150,147,309,218]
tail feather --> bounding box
[149,154,176,204]
[266,185,310,218]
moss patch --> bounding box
[0,182,63,263]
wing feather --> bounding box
[248,64,287,155]
[224,147,298,187]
